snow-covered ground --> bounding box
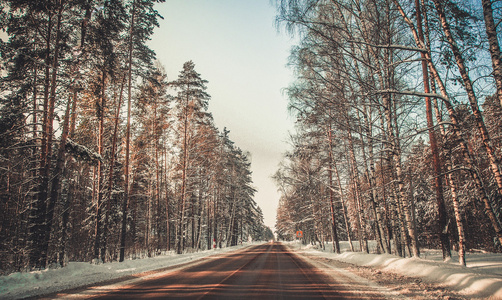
[288,240,502,299]
[1,241,501,299]
[0,243,260,300]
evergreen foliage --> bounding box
[0,0,266,274]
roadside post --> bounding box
[296,230,303,249]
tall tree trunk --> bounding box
[419,0,463,264]
[154,102,161,252]
[380,157,394,254]
[120,1,136,262]
[481,0,502,107]
[57,167,71,267]
[69,88,78,138]
[177,98,190,254]
[48,93,73,266]
[29,62,40,268]
[227,189,236,247]
[416,0,450,260]
[165,149,171,251]
[432,81,466,265]
[42,0,65,259]
[327,124,340,253]
[378,106,393,254]
[191,193,196,248]
[333,155,354,251]
[103,75,125,261]
[146,181,152,256]
[29,8,53,270]
[214,191,220,249]
[56,4,90,266]
[383,90,419,257]
[94,70,106,263]
[130,173,138,258]
[207,192,212,250]
[344,113,368,253]
[28,0,64,269]
[30,10,54,267]
[347,147,363,252]
[357,107,387,254]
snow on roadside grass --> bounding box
[289,240,502,299]
[0,242,261,300]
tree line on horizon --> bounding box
[274,0,502,266]
[0,0,271,275]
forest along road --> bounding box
[54,242,397,299]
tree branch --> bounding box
[347,40,427,53]
[367,89,449,102]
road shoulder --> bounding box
[18,243,263,300]
[287,244,471,300]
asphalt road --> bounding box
[76,242,387,299]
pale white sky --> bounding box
[149,0,295,230]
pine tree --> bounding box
[170,61,210,254]
[119,0,163,262]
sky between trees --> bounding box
[147,0,297,230]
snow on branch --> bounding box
[65,139,102,166]
[367,89,450,102]
[414,122,456,135]
[346,40,427,53]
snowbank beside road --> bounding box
[333,251,502,299]
[0,243,259,300]
[290,240,502,299]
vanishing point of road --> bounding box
[51,242,394,299]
